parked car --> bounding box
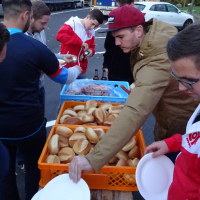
[134,2,194,29]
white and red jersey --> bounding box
[56,16,95,73]
[164,104,200,200]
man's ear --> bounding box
[130,3,134,6]
[86,14,90,20]
[135,25,144,38]
[21,11,29,22]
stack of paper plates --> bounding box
[32,174,90,200]
[136,152,174,200]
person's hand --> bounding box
[63,54,77,63]
[144,141,169,158]
[81,43,89,51]
[85,49,93,59]
[74,65,82,73]
[103,68,109,78]
[69,156,93,183]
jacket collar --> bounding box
[7,28,22,35]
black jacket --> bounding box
[103,32,134,85]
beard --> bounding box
[23,15,31,33]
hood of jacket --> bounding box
[130,18,178,69]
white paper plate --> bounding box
[31,189,43,200]
[136,152,174,200]
[39,174,90,200]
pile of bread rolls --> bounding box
[110,136,140,167]
[46,126,140,168]
[59,100,124,126]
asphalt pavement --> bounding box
[12,6,155,200]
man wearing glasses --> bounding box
[145,23,200,200]
[68,6,198,183]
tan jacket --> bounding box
[86,19,198,171]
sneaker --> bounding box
[18,164,26,173]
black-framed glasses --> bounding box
[171,71,200,90]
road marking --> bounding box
[104,22,109,25]
[46,120,56,127]
[95,37,106,38]
[51,7,90,15]
[95,51,105,54]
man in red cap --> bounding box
[68,5,197,183]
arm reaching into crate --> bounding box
[84,60,170,171]
[68,59,170,182]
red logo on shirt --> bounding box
[86,31,92,38]
[186,132,200,148]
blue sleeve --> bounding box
[49,67,69,84]
[0,140,9,180]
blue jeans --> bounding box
[0,121,47,200]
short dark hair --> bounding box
[2,0,32,20]
[32,1,51,20]
[89,9,104,24]
[116,0,134,6]
[167,22,200,69]
[128,23,148,34]
[0,23,10,52]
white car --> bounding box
[134,2,194,29]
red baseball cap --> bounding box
[99,5,145,32]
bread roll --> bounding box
[66,108,74,111]
[124,173,136,184]
[128,145,139,159]
[63,117,83,125]
[85,100,97,110]
[116,150,128,161]
[105,110,109,118]
[73,138,91,155]
[93,128,105,140]
[99,103,112,111]
[103,115,116,126]
[94,108,104,125]
[109,156,118,165]
[63,110,77,117]
[69,133,86,147]
[85,128,99,144]
[89,147,95,153]
[73,105,85,112]
[82,114,94,123]
[116,158,129,166]
[59,136,69,148]
[48,134,60,155]
[55,126,73,138]
[87,107,96,115]
[128,158,139,167]
[58,147,75,163]
[109,105,124,114]
[74,126,86,134]
[112,114,118,118]
[46,155,60,164]
[122,136,137,152]
[77,110,87,117]
[83,122,97,126]
[60,115,71,124]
